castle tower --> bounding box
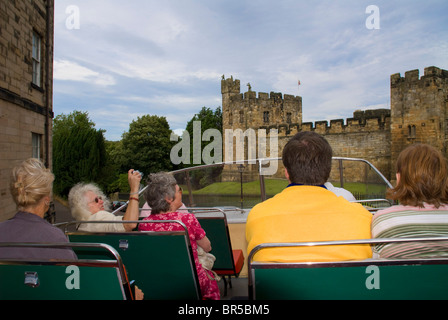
[221,76,302,133]
[221,76,242,131]
[390,66,448,173]
[220,76,302,181]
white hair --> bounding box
[68,182,111,221]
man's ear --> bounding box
[284,168,290,182]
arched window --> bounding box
[263,111,270,123]
[408,125,416,139]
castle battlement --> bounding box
[222,77,301,105]
[221,76,241,94]
[300,109,391,134]
[391,66,448,88]
[230,89,301,104]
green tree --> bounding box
[185,107,222,139]
[121,115,173,176]
[52,111,108,197]
[103,140,127,193]
[184,107,223,188]
[185,106,222,166]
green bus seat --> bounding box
[66,220,201,300]
[248,237,448,300]
[196,212,244,295]
[0,243,132,300]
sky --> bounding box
[53,0,448,141]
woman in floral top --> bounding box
[138,172,220,300]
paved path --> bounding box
[53,199,73,224]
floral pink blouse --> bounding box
[138,211,220,300]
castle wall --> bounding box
[297,109,391,181]
[221,66,448,186]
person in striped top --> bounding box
[372,144,448,258]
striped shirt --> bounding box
[372,204,448,259]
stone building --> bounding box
[0,0,54,220]
[221,76,302,181]
[390,67,448,170]
[221,66,448,183]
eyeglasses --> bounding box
[89,196,102,204]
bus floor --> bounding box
[219,277,248,300]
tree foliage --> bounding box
[184,106,222,166]
[184,107,223,188]
[52,111,108,197]
[185,106,222,140]
[120,114,173,176]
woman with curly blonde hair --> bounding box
[0,158,77,260]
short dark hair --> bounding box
[282,131,333,185]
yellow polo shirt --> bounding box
[246,185,372,262]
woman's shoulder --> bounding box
[373,204,448,225]
[89,210,123,221]
[373,205,411,217]
[175,211,197,222]
[141,211,194,221]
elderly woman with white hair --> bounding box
[68,169,142,232]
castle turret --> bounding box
[390,66,448,173]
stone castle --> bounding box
[221,66,448,182]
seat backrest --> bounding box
[196,212,235,271]
[0,243,130,300]
[249,237,448,300]
[67,220,201,300]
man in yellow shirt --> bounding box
[246,131,372,262]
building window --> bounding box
[286,112,292,124]
[263,111,270,123]
[239,111,244,123]
[32,31,41,86]
[408,125,416,139]
[32,133,42,160]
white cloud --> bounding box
[119,94,221,110]
[53,60,116,87]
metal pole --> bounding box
[238,164,244,208]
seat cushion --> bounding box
[216,249,244,276]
